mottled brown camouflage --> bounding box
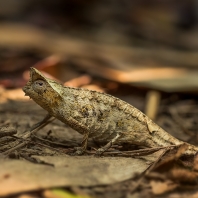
[23,67,198,155]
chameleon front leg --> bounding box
[95,133,122,156]
[30,113,52,131]
[75,131,90,155]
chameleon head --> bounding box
[23,67,63,111]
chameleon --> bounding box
[23,67,198,155]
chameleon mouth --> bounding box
[22,81,31,96]
[22,86,29,96]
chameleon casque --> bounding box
[23,67,198,155]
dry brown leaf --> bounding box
[150,180,178,195]
[18,194,36,198]
[0,88,28,103]
[193,155,198,171]
[70,58,186,83]
[0,155,155,196]
[169,168,198,184]
[64,75,92,88]
[153,144,191,173]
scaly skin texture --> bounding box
[23,67,198,155]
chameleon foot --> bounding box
[94,148,105,156]
[71,147,85,155]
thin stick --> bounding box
[2,115,55,155]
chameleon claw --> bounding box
[71,147,85,156]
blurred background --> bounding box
[1,0,198,89]
[0,0,198,88]
[1,0,198,145]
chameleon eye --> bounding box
[32,79,47,93]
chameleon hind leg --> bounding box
[95,133,122,156]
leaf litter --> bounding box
[0,86,198,198]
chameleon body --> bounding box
[23,67,198,155]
